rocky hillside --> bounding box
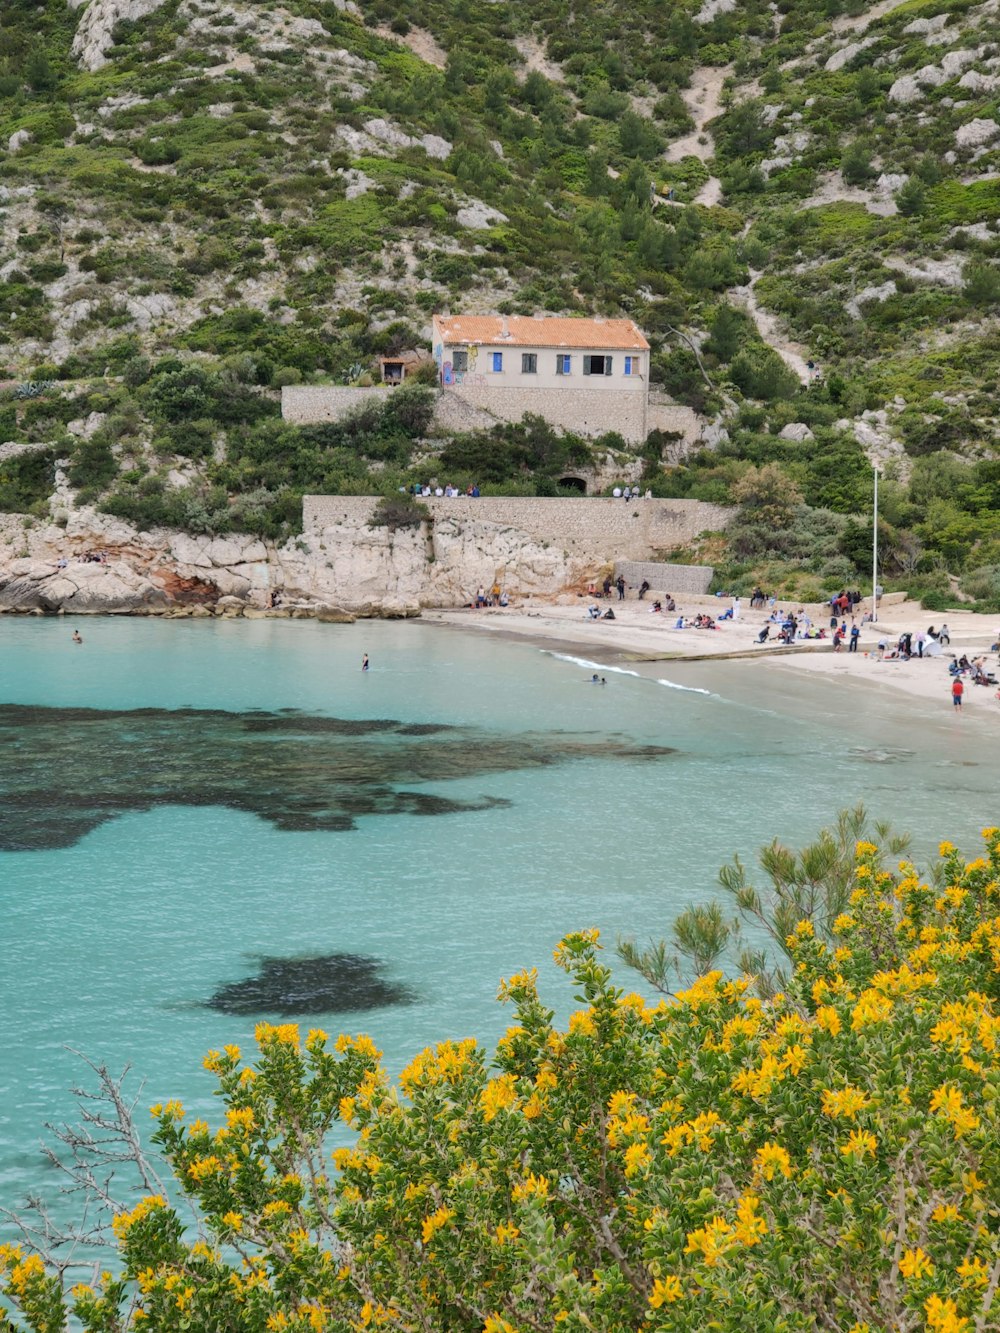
[0,0,999,603]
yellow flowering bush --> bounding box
[3,831,1000,1331]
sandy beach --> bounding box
[424,593,1000,716]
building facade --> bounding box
[431,314,651,444]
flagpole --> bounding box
[872,466,879,624]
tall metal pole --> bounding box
[872,467,879,624]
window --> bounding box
[491,351,503,372]
[624,355,641,376]
[583,355,613,376]
[452,349,468,373]
[521,352,537,374]
[556,354,571,375]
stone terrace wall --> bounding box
[303,496,732,563]
[444,383,647,444]
[615,560,714,595]
[282,385,393,424]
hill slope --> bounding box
[0,0,998,600]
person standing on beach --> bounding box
[362,654,369,672]
[616,575,626,601]
[848,623,860,653]
[952,677,963,709]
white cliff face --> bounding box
[0,507,586,616]
[71,0,170,71]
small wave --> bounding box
[546,652,641,677]
[657,677,714,697]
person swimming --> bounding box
[72,630,83,644]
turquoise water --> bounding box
[1,616,996,1233]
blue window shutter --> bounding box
[605,356,613,376]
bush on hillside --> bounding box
[5,825,1000,1331]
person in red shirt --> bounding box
[952,678,964,709]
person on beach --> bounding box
[72,630,82,644]
[848,623,860,653]
[939,624,951,646]
[616,575,626,601]
[362,654,369,672]
[952,677,964,709]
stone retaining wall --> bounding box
[303,495,732,563]
[614,560,714,595]
[442,383,647,443]
[281,385,393,424]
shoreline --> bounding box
[422,595,1000,717]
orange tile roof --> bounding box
[433,314,649,351]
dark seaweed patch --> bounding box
[0,704,674,849]
[207,953,416,1017]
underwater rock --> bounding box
[208,953,415,1017]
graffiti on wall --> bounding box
[439,342,480,387]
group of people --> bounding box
[611,487,651,501]
[475,584,508,608]
[649,597,677,614]
[586,604,616,620]
[410,483,480,498]
[57,551,108,569]
[876,625,951,660]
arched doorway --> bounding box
[558,476,587,494]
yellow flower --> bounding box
[754,1142,793,1181]
[957,1256,989,1287]
[648,1275,683,1307]
[480,1074,517,1122]
[930,1084,981,1138]
[840,1129,876,1159]
[939,841,956,857]
[222,1211,243,1230]
[931,1203,961,1224]
[899,1248,934,1280]
[924,1293,969,1332]
[684,1216,734,1267]
[623,1142,651,1177]
[821,1087,869,1120]
[512,1173,549,1203]
[815,1005,842,1035]
[421,1205,455,1245]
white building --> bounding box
[432,313,651,444]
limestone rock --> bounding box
[778,422,814,442]
[456,201,508,230]
[959,69,1000,92]
[8,129,33,154]
[846,280,897,319]
[693,0,735,22]
[888,76,922,104]
[72,0,169,71]
[825,37,876,73]
[915,64,946,87]
[941,49,978,76]
[314,604,356,622]
[956,118,1000,148]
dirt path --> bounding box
[665,63,728,163]
[730,270,811,384]
[662,63,730,206]
[513,34,565,83]
[830,0,906,34]
[375,24,447,68]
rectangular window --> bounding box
[583,355,613,376]
[491,351,503,372]
[453,349,468,373]
[521,352,537,374]
[556,354,571,375]
[624,355,642,376]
